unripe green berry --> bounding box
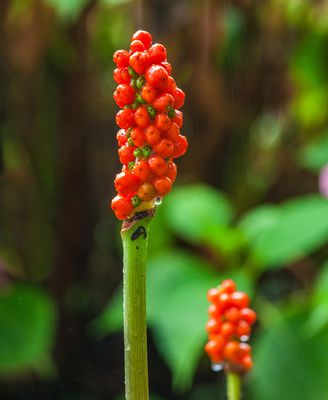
[147,106,156,119]
[131,195,141,207]
[130,79,138,90]
[136,76,145,90]
[136,93,146,104]
[128,161,135,170]
[128,137,134,147]
[168,107,176,119]
[142,145,152,157]
[128,66,138,78]
[133,148,143,158]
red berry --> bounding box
[114,84,135,106]
[148,155,168,176]
[231,292,250,309]
[236,320,251,340]
[116,108,136,129]
[207,288,220,304]
[220,279,237,294]
[132,30,152,49]
[164,122,180,141]
[167,76,177,93]
[131,127,146,147]
[240,308,257,325]
[116,129,128,146]
[130,39,145,52]
[135,106,151,128]
[241,355,253,371]
[208,303,221,319]
[153,176,172,196]
[218,293,231,311]
[152,93,174,112]
[220,322,235,338]
[172,109,183,127]
[113,50,130,68]
[111,195,133,220]
[148,43,167,64]
[205,339,224,363]
[145,65,169,90]
[154,113,171,132]
[206,319,221,334]
[141,84,157,103]
[172,135,188,158]
[145,124,161,145]
[173,88,185,109]
[224,307,241,323]
[113,67,130,84]
[137,182,156,201]
[153,138,174,158]
[129,51,150,74]
[114,171,140,196]
[161,61,172,75]
[118,145,136,165]
[132,160,151,181]
[166,161,177,182]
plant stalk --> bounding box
[121,212,153,400]
[227,372,241,400]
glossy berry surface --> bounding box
[111,30,188,220]
[205,280,256,374]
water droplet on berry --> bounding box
[211,362,223,372]
[240,335,250,342]
[155,197,162,206]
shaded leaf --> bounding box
[0,284,55,374]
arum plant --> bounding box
[205,280,257,400]
[110,30,187,400]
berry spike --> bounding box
[205,280,256,375]
[111,30,188,220]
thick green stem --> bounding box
[121,213,153,400]
[227,372,241,400]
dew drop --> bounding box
[240,335,250,342]
[155,197,162,206]
[211,362,223,372]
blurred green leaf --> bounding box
[163,184,234,245]
[304,261,328,335]
[299,134,328,171]
[251,309,328,400]
[45,0,89,21]
[240,196,328,268]
[0,284,55,374]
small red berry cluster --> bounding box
[110,30,188,220]
[205,280,256,374]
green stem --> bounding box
[227,372,241,400]
[121,212,153,400]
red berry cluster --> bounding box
[205,280,256,374]
[110,30,188,220]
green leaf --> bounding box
[0,284,55,374]
[44,0,89,21]
[163,184,234,244]
[298,134,328,171]
[304,261,328,335]
[239,195,328,268]
[251,309,328,400]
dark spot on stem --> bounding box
[131,226,147,241]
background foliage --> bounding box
[1,0,328,399]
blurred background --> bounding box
[1,0,328,399]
